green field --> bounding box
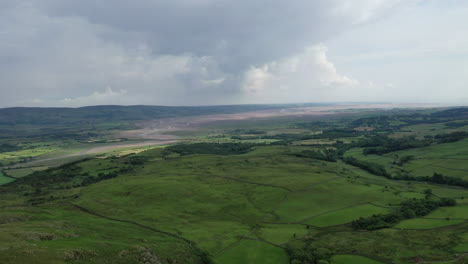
[306,203,391,227]
[1,106,468,264]
[395,218,466,229]
[259,224,311,244]
[216,240,289,264]
[331,255,386,264]
[0,171,14,184]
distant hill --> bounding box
[430,107,468,119]
[0,103,329,126]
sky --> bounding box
[0,0,467,107]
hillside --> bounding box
[0,107,467,264]
[0,104,330,126]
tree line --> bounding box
[352,197,456,230]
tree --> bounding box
[424,189,433,199]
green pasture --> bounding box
[393,122,468,138]
[259,224,310,244]
[453,232,468,252]
[0,204,198,264]
[395,218,465,229]
[73,167,286,253]
[426,204,468,219]
[331,255,386,264]
[306,203,391,227]
[317,228,461,263]
[0,171,14,184]
[1,107,468,263]
[272,178,402,223]
[216,239,288,264]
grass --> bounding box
[0,204,199,264]
[344,139,468,182]
[216,240,288,264]
[395,218,465,229]
[316,228,461,263]
[259,224,310,244]
[391,139,468,180]
[306,203,391,227]
[453,232,468,253]
[0,171,14,185]
[272,178,402,223]
[73,168,284,254]
[1,107,468,263]
[426,204,468,219]
[331,255,386,264]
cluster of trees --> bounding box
[230,129,264,135]
[342,157,390,177]
[124,156,148,165]
[357,132,468,157]
[0,143,22,153]
[393,155,415,166]
[352,197,456,230]
[263,129,361,142]
[294,121,331,130]
[166,142,259,156]
[344,155,468,188]
[81,172,119,186]
[361,136,431,155]
[286,243,333,264]
[1,156,145,197]
[11,162,89,190]
[444,121,468,128]
[292,149,337,162]
[424,173,468,188]
[434,131,468,143]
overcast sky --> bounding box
[0,0,467,107]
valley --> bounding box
[0,104,467,264]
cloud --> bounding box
[0,0,466,106]
[242,44,359,102]
[60,87,127,106]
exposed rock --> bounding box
[119,246,163,264]
[0,214,32,224]
[21,232,57,241]
[63,249,97,262]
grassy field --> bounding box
[1,107,468,263]
[331,255,386,264]
[344,139,468,181]
[306,203,391,227]
[395,218,466,229]
[426,204,468,219]
[259,224,311,244]
[0,171,14,184]
[216,240,288,264]
[2,143,465,263]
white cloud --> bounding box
[59,87,127,106]
[242,44,359,102]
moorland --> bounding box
[0,104,467,264]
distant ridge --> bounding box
[0,103,331,126]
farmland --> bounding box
[0,105,467,263]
